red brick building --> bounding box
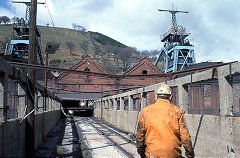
[119,57,168,89]
[57,55,115,94]
[56,55,168,97]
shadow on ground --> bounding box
[35,117,88,158]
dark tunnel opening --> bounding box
[61,100,94,118]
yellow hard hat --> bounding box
[157,84,171,95]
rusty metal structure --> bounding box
[155,7,196,73]
[5,1,44,65]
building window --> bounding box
[84,67,90,72]
[142,70,148,74]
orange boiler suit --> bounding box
[136,99,194,158]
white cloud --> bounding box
[0,6,15,17]
[1,0,240,63]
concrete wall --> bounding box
[185,114,240,157]
[0,110,61,157]
[0,110,60,157]
[35,110,61,150]
[94,62,240,157]
[0,81,61,157]
[0,119,26,157]
[35,95,61,150]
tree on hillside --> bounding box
[72,23,77,29]
[103,44,117,56]
[72,23,87,35]
[72,23,78,36]
[101,45,140,72]
[77,25,86,32]
[102,45,121,72]
[80,40,89,55]
[147,50,158,61]
[101,56,117,73]
[119,47,137,71]
[0,16,10,24]
[65,42,75,56]
[138,49,159,62]
[149,50,159,56]
[95,44,103,55]
[11,16,18,24]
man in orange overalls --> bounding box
[136,84,194,158]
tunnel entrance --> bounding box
[62,100,79,107]
[74,109,93,117]
[62,100,94,117]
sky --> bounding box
[0,0,240,63]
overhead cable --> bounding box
[44,0,63,46]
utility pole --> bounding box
[44,47,50,111]
[100,85,103,120]
[3,74,8,122]
[26,0,37,156]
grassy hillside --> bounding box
[89,31,126,48]
[0,24,164,73]
[37,25,131,69]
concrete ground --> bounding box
[36,116,139,157]
[56,117,84,157]
[35,117,86,158]
[75,117,127,158]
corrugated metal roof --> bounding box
[184,62,223,70]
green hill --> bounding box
[37,25,131,69]
[89,31,126,48]
[0,24,162,73]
